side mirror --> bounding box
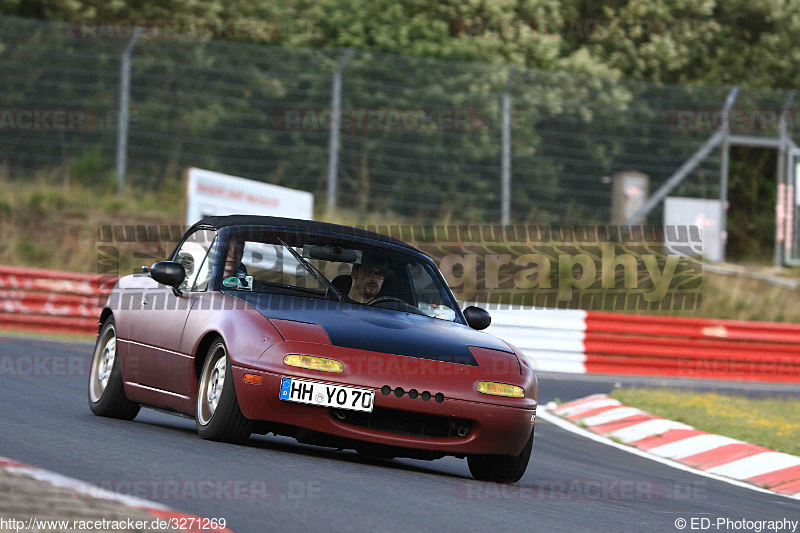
[463,306,491,330]
[150,261,186,292]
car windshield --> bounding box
[217,228,459,321]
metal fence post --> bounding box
[115,27,142,195]
[501,67,514,226]
[774,91,796,266]
[719,135,732,261]
[718,87,741,261]
[326,48,354,214]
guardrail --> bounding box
[484,309,800,383]
[0,266,115,335]
[2,265,798,383]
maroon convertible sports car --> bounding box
[88,216,538,482]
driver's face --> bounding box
[350,265,385,301]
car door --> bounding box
[128,228,217,398]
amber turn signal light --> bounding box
[243,374,263,384]
[476,381,525,398]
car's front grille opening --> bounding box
[331,407,472,438]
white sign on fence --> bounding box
[185,168,314,225]
[664,197,724,262]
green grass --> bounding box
[610,388,800,456]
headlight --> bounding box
[283,354,344,373]
[477,381,524,398]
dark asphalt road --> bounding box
[0,335,797,533]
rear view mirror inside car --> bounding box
[303,245,360,263]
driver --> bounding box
[348,255,390,304]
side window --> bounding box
[407,261,457,321]
[174,229,217,291]
[408,262,444,306]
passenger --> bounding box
[222,237,248,287]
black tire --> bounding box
[467,427,534,483]
[195,339,252,443]
[88,316,140,420]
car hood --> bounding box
[224,291,514,367]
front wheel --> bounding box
[196,339,252,443]
[467,427,534,483]
[88,317,140,420]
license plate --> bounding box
[279,377,375,413]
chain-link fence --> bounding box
[3,15,800,229]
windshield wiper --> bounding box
[276,237,343,302]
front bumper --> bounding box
[232,366,536,456]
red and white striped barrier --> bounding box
[485,309,800,383]
[0,265,116,335]
[0,455,235,531]
[549,395,800,499]
[485,309,588,374]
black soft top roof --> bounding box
[191,215,418,251]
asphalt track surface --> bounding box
[0,335,797,533]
